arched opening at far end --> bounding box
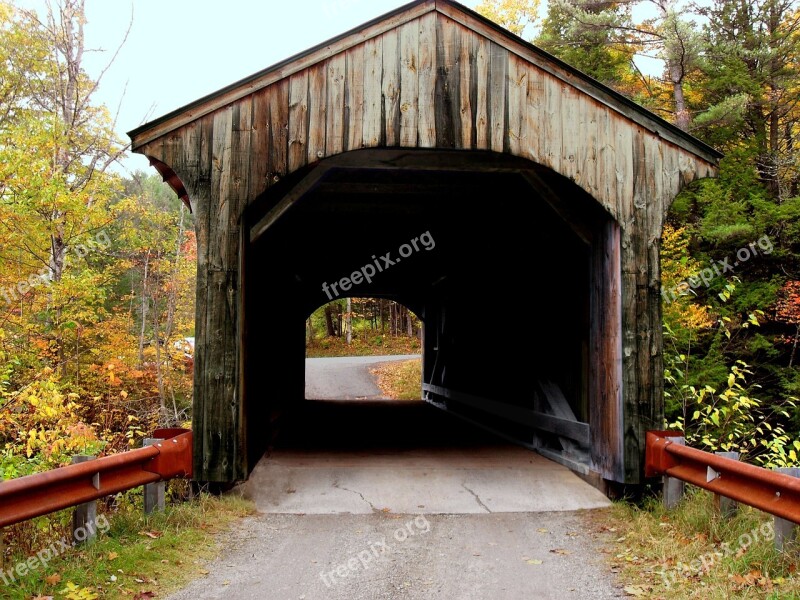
[305,298,423,402]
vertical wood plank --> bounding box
[288,71,309,173]
[418,11,437,147]
[326,53,346,156]
[507,53,526,157]
[202,106,238,481]
[380,32,400,147]
[363,36,383,147]
[268,78,290,184]
[459,28,474,149]
[308,63,327,162]
[231,98,253,205]
[559,87,578,184]
[524,65,544,164]
[578,95,597,197]
[435,15,460,148]
[346,45,366,152]
[597,107,614,211]
[249,89,269,199]
[487,42,508,153]
[474,35,490,150]
[615,117,634,220]
[542,75,562,171]
[399,21,419,146]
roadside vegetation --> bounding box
[371,359,423,400]
[602,490,800,599]
[2,493,254,600]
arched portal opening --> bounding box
[305,297,423,401]
[242,149,620,480]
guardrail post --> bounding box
[712,451,740,518]
[775,467,800,551]
[663,436,685,509]
[71,455,98,545]
[143,438,165,514]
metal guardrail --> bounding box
[646,430,800,525]
[0,428,192,528]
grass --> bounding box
[371,358,423,400]
[601,488,800,599]
[306,335,421,358]
[2,492,255,599]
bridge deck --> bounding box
[241,401,609,514]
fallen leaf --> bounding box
[133,593,155,600]
[550,548,572,556]
[198,569,210,575]
[108,552,119,561]
[526,559,543,565]
[537,528,549,533]
[45,573,61,585]
[139,531,162,539]
[623,585,650,597]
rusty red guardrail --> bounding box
[646,430,800,525]
[0,428,192,528]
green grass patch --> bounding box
[371,358,423,400]
[602,488,800,598]
[2,493,255,599]
[306,335,420,358]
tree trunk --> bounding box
[137,251,151,365]
[324,305,336,337]
[346,297,352,345]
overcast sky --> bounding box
[14,0,663,175]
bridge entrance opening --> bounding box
[244,150,619,484]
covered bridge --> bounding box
[128,0,720,490]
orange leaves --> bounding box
[775,281,800,325]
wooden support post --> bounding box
[712,451,740,518]
[71,455,98,545]
[143,438,166,515]
[662,436,685,510]
[775,467,800,551]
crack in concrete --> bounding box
[461,483,492,513]
[333,480,378,512]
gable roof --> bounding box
[128,0,721,163]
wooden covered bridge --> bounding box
[128,0,720,490]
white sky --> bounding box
[13,0,664,175]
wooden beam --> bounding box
[423,383,590,446]
[249,164,332,243]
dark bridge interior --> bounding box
[243,150,615,478]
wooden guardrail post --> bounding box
[712,451,740,518]
[775,467,800,551]
[662,436,685,509]
[143,438,165,514]
[71,455,98,544]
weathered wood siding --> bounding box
[133,6,717,483]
